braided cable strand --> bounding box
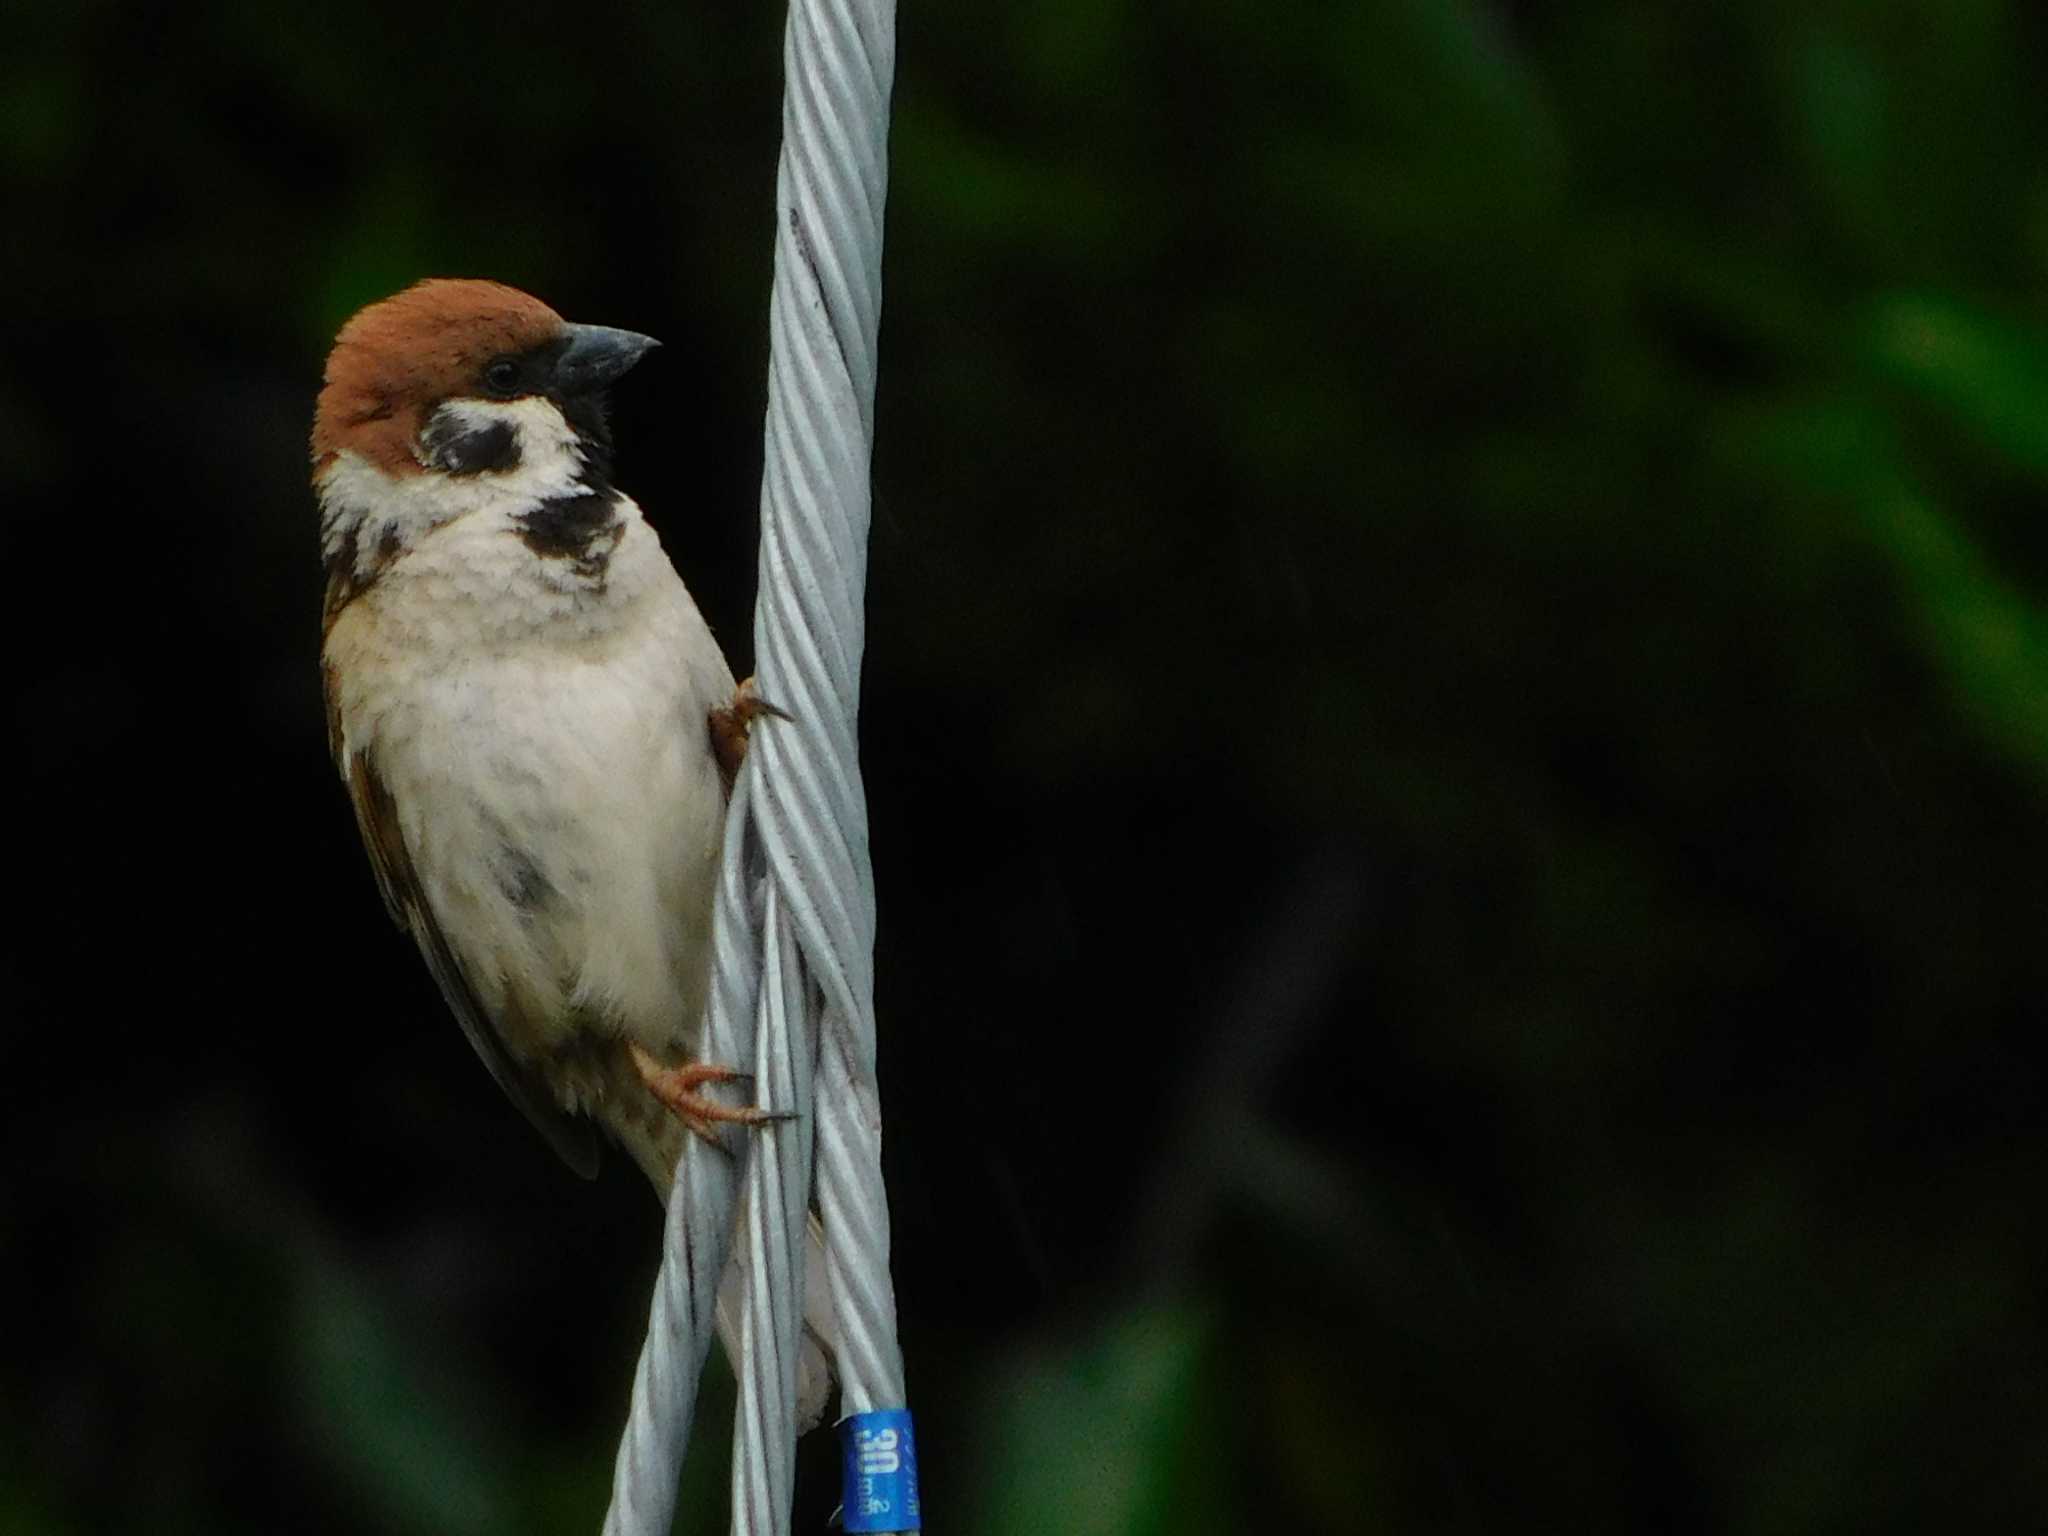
[729,0,904,1526]
[602,0,900,1529]
[748,0,904,1435]
[730,896,817,1532]
[603,776,766,1536]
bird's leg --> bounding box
[708,675,792,793]
[628,1041,789,1146]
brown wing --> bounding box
[328,665,600,1178]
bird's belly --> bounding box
[371,648,727,1062]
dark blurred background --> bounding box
[5,0,2047,1531]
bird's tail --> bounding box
[714,1210,840,1430]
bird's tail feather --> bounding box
[714,1210,840,1430]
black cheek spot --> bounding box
[419,410,522,476]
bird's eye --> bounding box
[483,358,523,396]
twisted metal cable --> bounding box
[729,893,817,1531]
[603,774,765,1536]
[602,0,901,1529]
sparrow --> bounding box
[314,278,833,1420]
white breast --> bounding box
[324,457,736,1073]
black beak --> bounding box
[555,323,661,395]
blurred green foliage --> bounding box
[4,0,2047,1533]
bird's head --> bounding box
[311,278,659,487]
[312,279,662,626]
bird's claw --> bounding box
[709,675,792,790]
[628,1042,792,1146]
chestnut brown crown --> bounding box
[312,279,568,478]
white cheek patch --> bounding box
[318,397,597,579]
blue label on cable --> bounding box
[840,1408,920,1531]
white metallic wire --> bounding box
[602,0,902,1530]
